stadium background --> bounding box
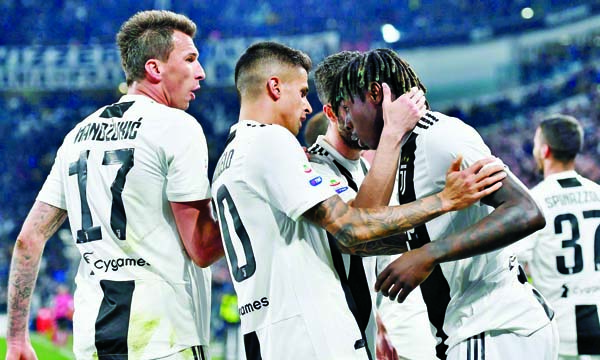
[1,0,600,358]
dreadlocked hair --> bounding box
[330,48,428,115]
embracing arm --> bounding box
[7,201,67,359]
[304,194,448,247]
[375,173,545,302]
[170,199,224,268]
[330,156,506,255]
[427,173,545,263]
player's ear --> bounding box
[144,59,162,84]
[368,82,383,104]
[267,77,282,101]
[323,104,338,123]
[541,144,552,159]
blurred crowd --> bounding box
[2,0,599,48]
[1,0,600,349]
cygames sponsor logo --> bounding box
[239,297,270,316]
[82,251,151,273]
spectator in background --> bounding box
[51,284,73,346]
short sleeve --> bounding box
[164,115,211,202]
[310,161,356,203]
[37,145,67,209]
[246,126,337,220]
[423,118,496,189]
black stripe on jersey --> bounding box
[575,305,600,354]
[359,158,368,175]
[421,117,434,126]
[243,331,263,360]
[415,113,441,130]
[326,233,373,359]
[95,280,135,358]
[425,112,440,123]
[480,333,485,359]
[100,101,134,119]
[531,287,555,321]
[223,130,237,148]
[398,132,451,359]
[557,177,582,188]
[466,333,485,360]
[330,156,374,359]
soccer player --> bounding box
[310,51,438,360]
[6,10,223,360]
[330,48,559,359]
[211,41,505,360]
[513,115,600,359]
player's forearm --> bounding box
[425,199,545,265]
[353,131,401,208]
[338,233,409,256]
[7,237,44,342]
[308,194,448,248]
[195,222,225,267]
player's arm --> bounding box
[170,199,224,268]
[303,157,505,249]
[353,84,426,207]
[376,173,545,302]
[6,201,67,360]
[329,156,505,255]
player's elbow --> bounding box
[520,198,546,233]
[15,232,45,255]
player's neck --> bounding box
[128,82,168,106]
[324,130,361,161]
[543,159,576,178]
[239,99,275,126]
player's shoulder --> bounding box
[307,142,332,165]
[417,111,483,151]
[238,121,301,149]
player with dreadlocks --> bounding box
[330,48,559,359]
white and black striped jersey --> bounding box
[308,136,378,359]
[308,136,437,360]
[394,111,553,357]
[211,121,369,360]
[512,170,600,356]
[37,94,213,359]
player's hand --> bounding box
[5,341,38,360]
[376,322,399,360]
[375,247,435,303]
[380,84,426,142]
[439,155,506,212]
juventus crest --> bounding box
[398,163,408,196]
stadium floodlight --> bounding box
[521,7,535,20]
[381,24,401,43]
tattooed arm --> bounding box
[375,173,545,302]
[6,201,67,360]
[304,155,505,249]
